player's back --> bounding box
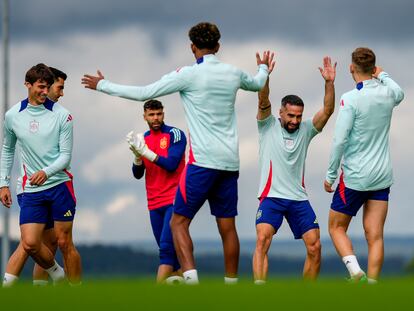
[341,74,403,190]
[180,54,266,171]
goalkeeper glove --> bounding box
[126,131,157,162]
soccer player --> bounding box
[2,67,67,287]
[324,48,404,283]
[126,99,186,283]
[253,56,336,284]
[81,22,274,284]
[0,64,81,285]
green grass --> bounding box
[1,277,414,310]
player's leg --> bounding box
[170,164,213,284]
[216,217,239,283]
[33,226,57,285]
[51,181,81,284]
[285,200,321,280]
[20,223,58,268]
[170,214,195,282]
[54,221,81,284]
[210,170,239,284]
[302,229,321,280]
[2,241,29,287]
[252,198,283,284]
[153,205,179,283]
[363,199,388,282]
[329,185,366,281]
[253,223,275,283]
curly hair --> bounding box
[188,22,221,50]
[352,47,376,74]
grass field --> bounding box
[1,277,413,310]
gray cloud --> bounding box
[4,0,414,46]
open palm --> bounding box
[319,56,336,82]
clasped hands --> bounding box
[126,131,157,163]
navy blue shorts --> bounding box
[174,164,239,219]
[19,181,77,226]
[149,204,180,271]
[331,183,390,217]
[17,194,53,229]
[256,197,319,239]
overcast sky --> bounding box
[0,0,413,247]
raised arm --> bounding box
[81,69,188,102]
[373,67,404,105]
[257,78,272,120]
[312,56,337,131]
[240,51,275,91]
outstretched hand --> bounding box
[256,51,276,74]
[81,70,105,90]
[319,57,337,82]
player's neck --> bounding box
[353,72,372,84]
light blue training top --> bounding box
[97,54,268,171]
[258,116,319,201]
[326,72,404,191]
[0,98,74,192]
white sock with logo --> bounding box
[224,277,238,285]
[342,255,364,277]
[183,269,199,285]
[45,260,65,283]
[3,273,19,287]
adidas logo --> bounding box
[64,210,72,217]
[313,218,318,224]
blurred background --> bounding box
[1,0,413,278]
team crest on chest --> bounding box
[29,120,39,133]
[160,137,168,149]
[284,138,294,150]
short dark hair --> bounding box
[49,67,67,81]
[352,47,376,74]
[25,63,54,85]
[143,99,163,111]
[281,95,304,107]
[189,22,221,50]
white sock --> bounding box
[33,280,48,286]
[45,260,65,282]
[224,277,238,285]
[342,255,364,277]
[367,278,378,284]
[183,269,199,285]
[254,279,266,285]
[3,273,19,287]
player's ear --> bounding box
[349,64,354,74]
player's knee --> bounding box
[364,229,383,244]
[57,236,74,253]
[256,233,271,251]
[306,240,321,259]
[21,238,41,255]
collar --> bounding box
[196,54,217,64]
[356,78,376,91]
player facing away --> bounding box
[253,56,336,284]
[324,48,404,283]
[126,99,186,284]
[0,64,82,285]
[2,67,67,287]
[82,22,274,284]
